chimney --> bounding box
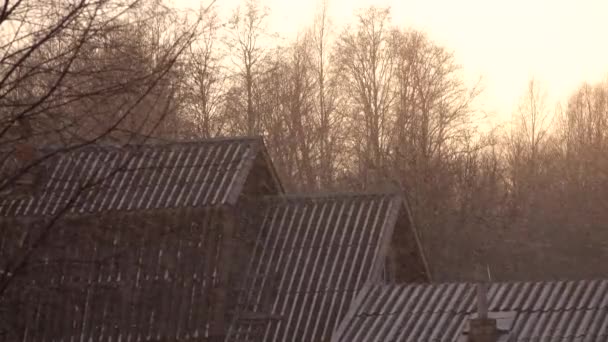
[468,283,497,342]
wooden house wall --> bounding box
[386,204,431,283]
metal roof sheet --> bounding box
[0,137,273,216]
[1,209,223,342]
[227,193,404,342]
[332,281,608,342]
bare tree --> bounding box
[389,28,479,239]
[516,79,551,162]
[0,0,203,338]
[226,0,269,135]
[559,81,608,192]
[0,0,199,148]
[52,2,194,142]
[256,37,317,191]
[180,4,226,138]
[282,37,316,189]
[504,78,552,215]
[310,0,339,188]
[334,7,395,186]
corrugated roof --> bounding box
[332,280,608,342]
[227,193,405,342]
[2,209,224,342]
[0,137,279,216]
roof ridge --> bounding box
[103,136,262,150]
[268,190,402,202]
[37,136,264,155]
[372,278,608,288]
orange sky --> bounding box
[176,0,608,120]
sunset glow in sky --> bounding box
[177,0,608,119]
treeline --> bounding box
[173,1,608,280]
[4,0,608,280]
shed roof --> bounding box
[3,209,225,342]
[332,280,608,342]
[0,137,281,217]
[227,192,427,342]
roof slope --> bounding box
[5,209,225,342]
[0,137,281,216]
[332,280,608,342]
[227,193,408,342]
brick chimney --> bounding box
[468,283,497,342]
